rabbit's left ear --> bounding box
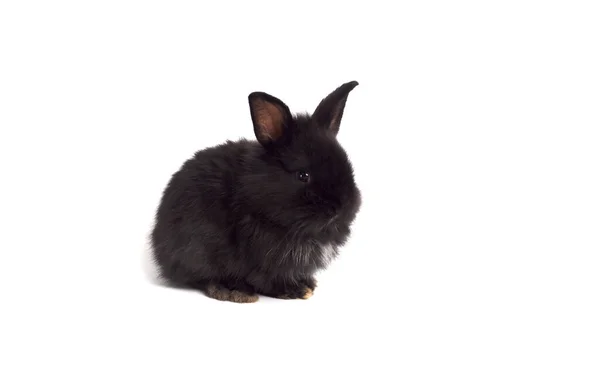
[248,92,293,147]
[313,81,358,136]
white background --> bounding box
[1,1,599,391]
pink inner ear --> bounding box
[256,101,284,141]
[330,105,342,129]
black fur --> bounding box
[151,81,362,302]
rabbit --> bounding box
[150,81,362,303]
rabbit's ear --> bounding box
[313,81,358,136]
[248,92,292,146]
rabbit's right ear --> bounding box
[313,81,358,137]
[248,92,292,146]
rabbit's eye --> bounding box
[297,171,310,183]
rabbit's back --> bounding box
[151,139,255,284]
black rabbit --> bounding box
[151,81,362,302]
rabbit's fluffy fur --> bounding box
[151,81,361,303]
